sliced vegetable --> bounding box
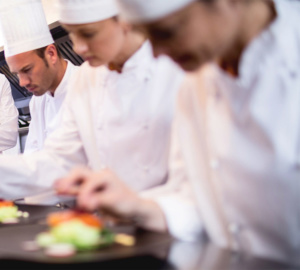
[36,211,115,252]
[0,205,19,222]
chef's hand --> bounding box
[54,166,168,232]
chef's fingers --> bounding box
[54,165,92,195]
[76,170,109,211]
[77,169,139,219]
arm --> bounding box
[55,166,168,232]
[0,88,88,200]
[54,126,203,239]
[146,112,204,242]
[0,77,18,151]
[55,81,204,241]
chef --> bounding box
[0,0,184,201]
[0,74,18,153]
[56,0,300,266]
[0,0,78,154]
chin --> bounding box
[87,59,102,67]
[32,92,42,96]
[178,61,201,72]
[178,56,210,72]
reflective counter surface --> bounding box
[0,203,297,270]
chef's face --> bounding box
[61,18,126,67]
[6,45,58,96]
[140,0,241,71]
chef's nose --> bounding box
[72,37,89,57]
[18,74,30,88]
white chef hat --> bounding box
[116,0,196,23]
[0,0,54,57]
[55,0,119,24]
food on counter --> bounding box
[21,240,40,252]
[0,199,29,223]
[44,243,76,257]
[36,210,115,252]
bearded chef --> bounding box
[0,0,79,154]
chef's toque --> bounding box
[116,0,196,23]
[55,0,119,24]
[0,0,54,57]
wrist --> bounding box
[132,198,168,233]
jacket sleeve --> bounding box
[152,118,204,242]
[141,81,204,242]
[0,77,19,152]
[0,87,88,200]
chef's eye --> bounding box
[148,29,176,41]
[81,32,96,38]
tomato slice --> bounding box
[47,210,76,227]
[76,213,103,228]
[47,210,102,228]
[0,200,14,207]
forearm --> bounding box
[133,198,168,233]
[0,151,67,200]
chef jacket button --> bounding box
[210,159,220,170]
[143,124,149,130]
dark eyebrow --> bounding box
[20,65,32,72]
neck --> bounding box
[108,31,146,73]
[219,0,276,77]
[49,58,68,95]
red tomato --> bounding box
[0,200,14,207]
[47,210,102,228]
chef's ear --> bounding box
[44,44,59,64]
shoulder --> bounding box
[263,0,300,72]
[155,55,184,76]
[0,73,7,82]
[65,61,109,99]
[71,61,107,87]
[149,54,186,93]
[0,73,10,86]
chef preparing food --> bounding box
[0,0,184,203]
[55,0,300,266]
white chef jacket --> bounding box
[24,60,78,153]
[0,74,18,153]
[155,0,300,266]
[0,41,184,198]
